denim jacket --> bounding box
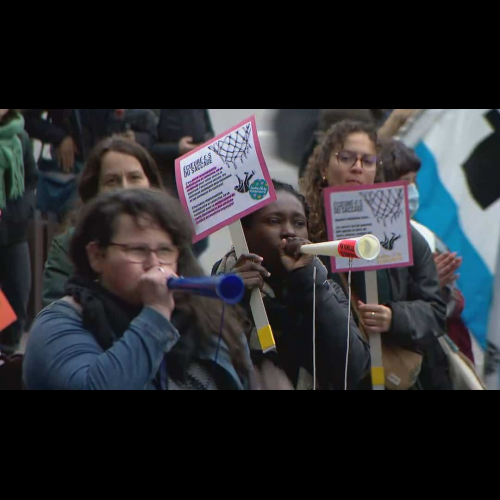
[23,300,249,390]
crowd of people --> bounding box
[0,108,478,390]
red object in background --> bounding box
[0,291,22,390]
[448,290,475,364]
[0,290,17,332]
[115,109,125,119]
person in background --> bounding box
[380,139,474,363]
[23,109,111,171]
[0,109,37,354]
[150,109,214,191]
[150,109,214,257]
[295,109,422,179]
[109,109,159,150]
[378,109,422,141]
[42,138,163,308]
[23,109,158,172]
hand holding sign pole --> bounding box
[229,221,276,352]
[176,116,277,352]
[324,181,414,390]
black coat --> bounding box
[151,109,214,187]
[23,109,72,148]
[215,258,371,390]
[23,109,118,161]
[24,109,159,158]
[263,260,371,390]
[0,132,38,247]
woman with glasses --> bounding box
[24,189,253,390]
[300,121,450,390]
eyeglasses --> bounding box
[334,150,378,170]
[109,242,177,265]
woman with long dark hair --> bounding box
[42,137,164,308]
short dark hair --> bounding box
[71,189,192,279]
[242,179,310,229]
[380,139,422,182]
[70,188,250,379]
[79,137,163,203]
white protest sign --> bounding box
[325,181,414,391]
[324,181,414,273]
[176,116,276,243]
[175,116,277,353]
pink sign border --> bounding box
[176,116,277,243]
[323,181,414,273]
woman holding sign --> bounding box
[24,189,253,390]
[213,181,371,390]
[301,121,451,390]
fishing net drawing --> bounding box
[208,124,252,170]
[234,171,256,194]
[361,188,404,226]
[381,232,402,251]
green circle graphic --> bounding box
[249,179,269,201]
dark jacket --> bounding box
[24,109,109,160]
[264,260,371,390]
[151,109,214,187]
[214,256,371,390]
[275,109,321,170]
[23,109,151,161]
[0,132,38,247]
[42,229,75,308]
[24,300,249,390]
[329,226,451,390]
[23,109,72,148]
[121,109,159,150]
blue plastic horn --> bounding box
[167,275,245,305]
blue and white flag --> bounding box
[402,109,500,387]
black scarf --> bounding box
[64,276,199,381]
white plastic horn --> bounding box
[300,235,381,261]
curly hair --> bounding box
[300,120,381,243]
